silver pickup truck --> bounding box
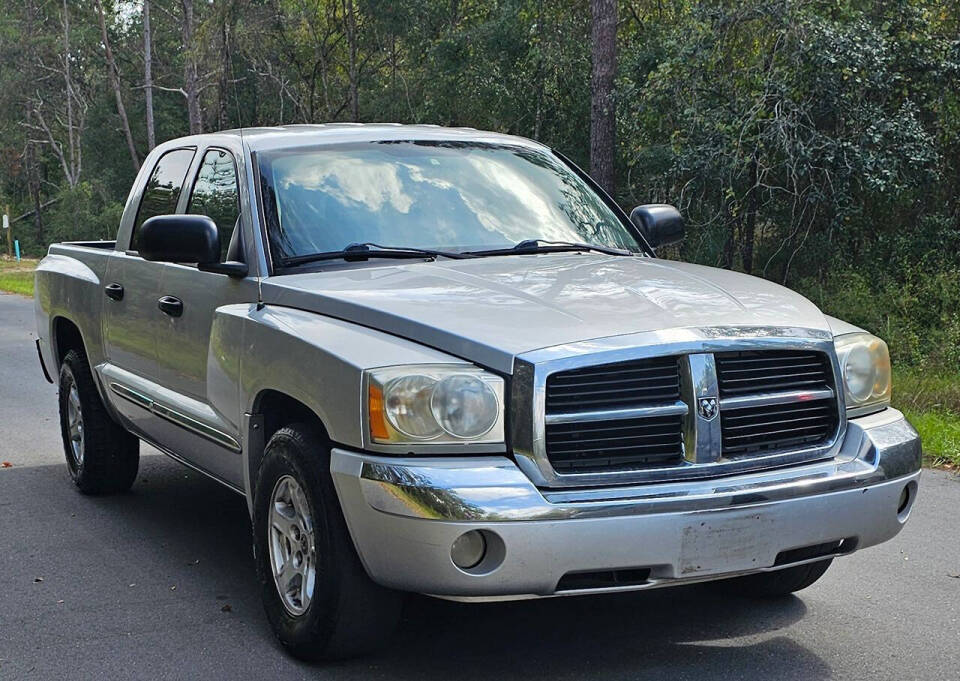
[35,124,921,660]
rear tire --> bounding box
[252,423,402,661]
[713,559,833,597]
[58,349,139,494]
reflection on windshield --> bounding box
[258,141,641,261]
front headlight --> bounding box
[834,332,891,417]
[366,365,504,445]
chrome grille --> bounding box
[716,350,837,457]
[538,348,840,479]
[716,350,832,396]
[544,357,683,473]
[545,356,680,413]
[546,414,684,472]
[719,398,837,456]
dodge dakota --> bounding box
[34,124,921,660]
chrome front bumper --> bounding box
[330,408,921,600]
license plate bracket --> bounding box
[679,510,778,576]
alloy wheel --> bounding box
[268,475,317,616]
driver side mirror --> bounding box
[138,215,247,277]
[629,204,685,250]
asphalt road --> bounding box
[1,291,958,680]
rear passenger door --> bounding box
[101,147,195,438]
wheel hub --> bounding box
[66,381,84,467]
[267,475,317,616]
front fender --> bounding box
[207,303,480,507]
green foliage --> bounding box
[901,408,960,469]
[13,183,124,256]
[797,266,960,370]
[620,0,957,280]
[0,0,956,376]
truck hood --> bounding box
[260,254,830,373]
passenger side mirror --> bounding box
[138,215,247,277]
[629,204,685,250]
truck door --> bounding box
[101,147,196,440]
[151,147,257,488]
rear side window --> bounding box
[131,148,196,250]
[188,149,240,260]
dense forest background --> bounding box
[1,0,958,371]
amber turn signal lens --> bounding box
[368,383,390,441]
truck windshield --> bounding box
[257,141,644,264]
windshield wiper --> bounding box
[280,242,472,267]
[466,239,634,258]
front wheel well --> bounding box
[247,390,331,499]
[254,390,329,444]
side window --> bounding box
[131,148,196,250]
[188,149,241,261]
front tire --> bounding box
[713,559,833,597]
[58,349,139,494]
[252,423,402,661]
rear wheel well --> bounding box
[53,317,85,367]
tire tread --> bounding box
[252,423,401,661]
[59,349,139,494]
[713,559,833,598]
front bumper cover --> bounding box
[330,408,921,599]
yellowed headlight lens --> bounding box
[834,333,891,415]
[365,365,505,445]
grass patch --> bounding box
[893,367,960,413]
[894,367,960,469]
[0,257,37,296]
[901,408,960,470]
[0,257,39,270]
[0,270,34,296]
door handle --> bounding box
[157,295,184,318]
[104,282,124,301]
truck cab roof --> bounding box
[155,123,549,155]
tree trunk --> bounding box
[589,0,616,195]
[218,12,230,130]
[345,0,360,122]
[144,0,155,151]
[182,0,203,134]
[533,0,545,139]
[94,0,140,173]
[742,154,759,274]
[722,196,735,270]
[61,0,76,181]
[25,136,45,247]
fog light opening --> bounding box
[897,480,917,522]
[451,530,486,570]
[897,487,910,514]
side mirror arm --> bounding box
[198,261,249,278]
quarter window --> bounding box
[188,149,241,260]
[131,148,196,250]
